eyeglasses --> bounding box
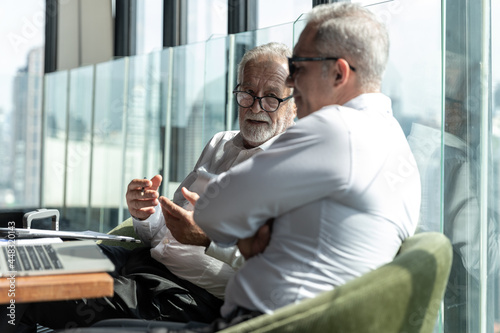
[232,85,293,112]
[287,56,356,78]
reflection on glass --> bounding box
[65,65,94,230]
[369,0,442,329]
[169,42,207,183]
[122,52,163,207]
[203,36,228,144]
[90,58,127,232]
[407,1,498,332]
[493,2,500,330]
[42,71,68,208]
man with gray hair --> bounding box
[144,3,420,332]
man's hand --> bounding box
[126,175,162,220]
[159,188,210,247]
[237,219,273,260]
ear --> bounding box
[331,58,352,87]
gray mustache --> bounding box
[244,114,271,124]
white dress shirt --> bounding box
[195,93,421,316]
[133,131,280,299]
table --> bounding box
[0,272,113,303]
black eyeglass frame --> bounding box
[232,85,293,112]
[287,56,356,78]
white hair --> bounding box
[237,42,292,83]
[307,3,389,91]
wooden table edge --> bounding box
[0,272,114,304]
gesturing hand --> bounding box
[159,188,209,247]
[126,175,162,220]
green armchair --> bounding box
[96,222,452,333]
[98,217,143,250]
[219,231,452,333]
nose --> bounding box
[250,99,263,114]
[285,75,295,88]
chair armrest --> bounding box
[98,218,145,250]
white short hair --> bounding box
[237,42,292,83]
[307,3,389,91]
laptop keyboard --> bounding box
[3,244,63,272]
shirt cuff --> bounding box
[205,241,245,270]
[132,205,161,243]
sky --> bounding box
[0,0,45,114]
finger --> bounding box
[136,205,157,216]
[130,198,158,213]
[129,203,157,220]
[126,179,151,209]
[127,178,151,192]
[150,175,162,191]
[159,196,186,219]
[181,187,200,206]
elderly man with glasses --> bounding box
[12,42,296,332]
[126,41,296,317]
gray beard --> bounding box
[240,122,276,146]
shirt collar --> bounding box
[342,93,393,115]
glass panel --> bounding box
[292,14,307,46]
[361,0,444,329]
[90,58,127,232]
[65,65,94,230]
[203,36,228,144]
[144,51,163,180]
[122,52,163,210]
[254,22,295,53]
[42,71,68,209]
[168,42,206,189]
[159,47,173,197]
[493,0,500,329]
[442,1,493,332]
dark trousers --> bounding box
[2,245,223,333]
[60,306,263,333]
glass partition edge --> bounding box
[479,0,492,331]
[118,57,130,226]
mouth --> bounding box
[245,119,269,126]
[246,119,269,125]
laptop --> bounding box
[0,239,115,277]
